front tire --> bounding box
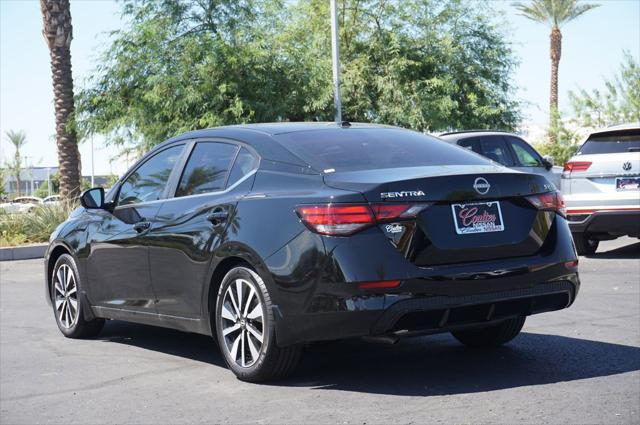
[452,316,525,348]
[573,232,599,255]
[215,266,301,382]
[51,254,104,338]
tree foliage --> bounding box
[512,0,599,27]
[4,130,27,196]
[78,0,521,151]
[512,0,599,144]
[569,52,640,128]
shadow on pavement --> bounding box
[287,332,640,395]
[586,241,640,259]
[96,321,640,396]
[98,320,226,367]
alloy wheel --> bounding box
[220,278,265,367]
[53,264,79,329]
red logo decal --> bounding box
[458,207,496,227]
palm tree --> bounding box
[40,0,82,198]
[512,0,599,143]
[4,130,27,196]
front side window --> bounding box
[118,145,184,206]
[176,142,238,197]
[506,137,542,167]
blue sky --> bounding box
[1,0,639,176]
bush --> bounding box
[0,201,77,247]
[537,142,579,168]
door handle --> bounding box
[206,208,229,226]
[133,220,151,233]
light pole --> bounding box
[91,135,95,187]
[330,0,342,124]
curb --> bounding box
[0,244,48,261]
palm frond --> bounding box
[511,0,600,27]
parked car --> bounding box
[440,130,562,189]
[562,123,640,255]
[46,123,579,382]
[43,195,61,204]
[0,196,43,214]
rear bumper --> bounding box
[273,268,580,346]
[567,209,640,237]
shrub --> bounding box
[0,201,77,247]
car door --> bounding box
[504,136,559,188]
[85,144,185,313]
[146,141,259,318]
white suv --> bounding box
[562,123,640,254]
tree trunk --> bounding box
[13,152,21,196]
[549,26,562,144]
[40,0,81,199]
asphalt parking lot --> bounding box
[1,238,639,425]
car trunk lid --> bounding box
[324,166,557,266]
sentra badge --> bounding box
[380,190,425,199]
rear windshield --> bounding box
[275,128,488,172]
[578,131,640,155]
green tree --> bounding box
[0,166,7,197]
[4,130,27,196]
[512,0,599,143]
[34,172,60,198]
[281,0,521,130]
[569,52,640,128]
[78,0,522,149]
[40,0,82,198]
[536,110,580,165]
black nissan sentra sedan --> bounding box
[45,122,579,382]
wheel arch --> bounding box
[203,244,273,336]
[45,241,96,320]
[45,241,75,302]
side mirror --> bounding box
[80,187,105,209]
[542,155,554,170]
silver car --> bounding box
[562,123,640,254]
[440,131,561,189]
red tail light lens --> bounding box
[295,204,374,235]
[526,192,566,217]
[563,161,591,174]
[370,203,431,221]
[296,203,431,236]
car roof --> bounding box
[144,122,405,169]
[588,122,640,137]
[167,122,394,139]
[14,196,42,201]
[438,130,521,141]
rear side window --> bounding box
[176,142,238,197]
[458,138,482,154]
[275,129,487,172]
[578,132,640,155]
[479,137,513,166]
[227,147,259,187]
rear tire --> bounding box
[573,232,599,255]
[215,266,301,382]
[452,316,525,348]
[51,254,105,338]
